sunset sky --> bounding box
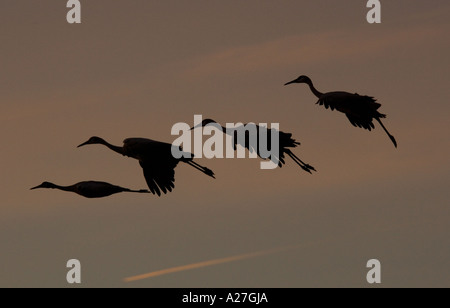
[1,0,449,287]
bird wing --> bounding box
[122,138,179,196]
[345,114,376,131]
[229,126,258,154]
[231,125,296,166]
[277,130,300,167]
[318,92,383,131]
[123,138,174,159]
[317,92,381,112]
[139,159,178,197]
[316,92,342,111]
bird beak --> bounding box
[30,184,42,190]
[77,141,89,148]
[284,80,296,86]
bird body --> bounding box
[192,119,316,173]
[317,91,384,129]
[122,138,172,160]
[78,137,215,197]
[285,75,397,147]
[31,181,149,198]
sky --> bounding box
[1,0,450,287]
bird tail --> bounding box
[285,150,317,174]
[185,161,216,179]
[363,95,383,111]
[375,118,397,148]
[280,132,301,148]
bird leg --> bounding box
[286,150,317,174]
[186,161,216,179]
[126,189,151,193]
[375,118,398,148]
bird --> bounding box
[284,75,397,148]
[191,119,316,173]
[30,181,150,198]
[77,137,215,196]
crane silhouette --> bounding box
[77,137,215,196]
[191,119,316,173]
[284,75,397,148]
[31,181,149,198]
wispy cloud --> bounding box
[124,245,298,283]
[182,25,443,78]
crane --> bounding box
[191,119,316,173]
[77,137,215,196]
[284,75,397,147]
[31,181,149,198]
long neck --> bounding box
[306,79,323,98]
[100,139,125,155]
[50,183,77,192]
[205,123,227,134]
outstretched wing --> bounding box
[139,159,178,197]
[316,92,342,111]
[123,138,174,159]
[227,125,258,155]
[122,138,180,196]
[345,114,375,131]
[317,92,383,131]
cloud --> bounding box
[182,25,444,79]
[124,245,298,282]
